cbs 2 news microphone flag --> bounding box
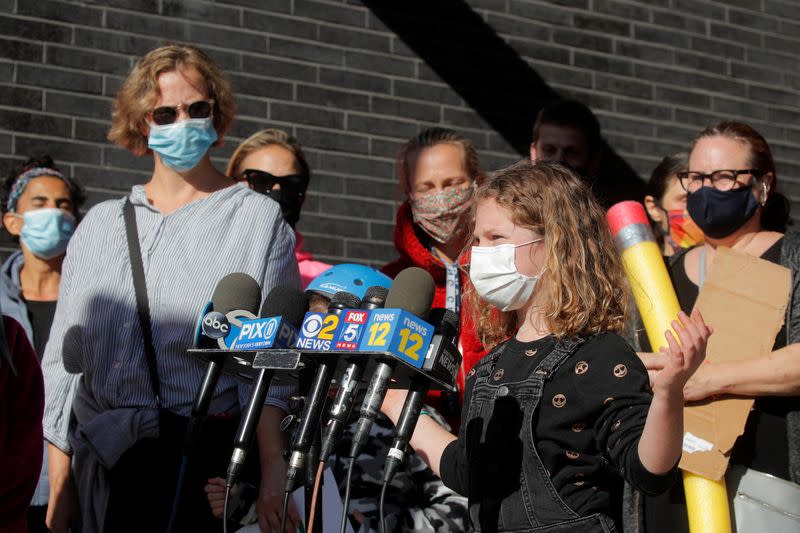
[606,201,731,533]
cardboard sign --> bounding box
[679,246,791,480]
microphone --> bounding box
[229,289,308,350]
[186,273,262,451]
[348,267,435,459]
[319,286,389,462]
[383,308,460,483]
[226,285,308,487]
[285,290,361,492]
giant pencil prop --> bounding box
[606,202,731,533]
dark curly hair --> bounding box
[2,154,86,218]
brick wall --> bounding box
[1,0,799,264]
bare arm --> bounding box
[46,443,78,533]
[381,389,457,477]
[255,406,299,533]
[683,343,800,400]
[638,311,711,474]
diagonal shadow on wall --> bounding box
[364,0,647,207]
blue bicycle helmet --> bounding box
[306,263,392,300]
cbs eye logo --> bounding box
[301,314,323,337]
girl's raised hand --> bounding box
[651,310,713,398]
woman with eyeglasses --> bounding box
[226,129,330,288]
[41,45,299,533]
[640,121,799,533]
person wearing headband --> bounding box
[40,45,299,533]
[0,154,84,533]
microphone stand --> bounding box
[297,364,325,531]
[305,421,324,533]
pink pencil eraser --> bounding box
[606,201,649,237]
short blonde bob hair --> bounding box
[226,128,310,180]
[464,160,628,347]
[108,44,236,155]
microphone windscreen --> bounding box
[259,285,309,328]
[211,273,262,315]
[384,267,435,320]
[362,286,389,308]
[330,291,361,310]
[429,308,460,338]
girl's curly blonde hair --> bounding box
[464,160,628,347]
[108,44,236,155]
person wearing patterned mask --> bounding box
[643,153,704,258]
[381,160,711,533]
[41,45,299,533]
[0,154,84,533]
[383,127,487,431]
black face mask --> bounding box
[686,186,759,239]
[266,188,303,228]
[241,169,307,228]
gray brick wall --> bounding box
[1,0,799,265]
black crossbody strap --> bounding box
[123,198,161,408]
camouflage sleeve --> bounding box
[400,448,469,532]
[334,411,469,533]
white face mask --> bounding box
[469,238,544,312]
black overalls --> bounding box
[464,337,618,532]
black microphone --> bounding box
[383,308,460,483]
[285,290,362,492]
[348,267,435,459]
[319,286,389,463]
[226,285,308,488]
[185,273,262,453]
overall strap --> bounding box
[123,198,162,408]
[532,336,587,381]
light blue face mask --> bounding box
[147,117,218,172]
[17,208,76,260]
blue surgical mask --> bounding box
[17,208,76,260]
[147,117,218,172]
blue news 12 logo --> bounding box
[358,310,433,368]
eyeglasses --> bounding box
[676,169,763,193]
[151,99,215,126]
[239,169,307,198]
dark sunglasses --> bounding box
[151,99,215,126]
[239,169,308,197]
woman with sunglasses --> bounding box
[227,129,330,288]
[41,45,299,533]
[640,121,799,532]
